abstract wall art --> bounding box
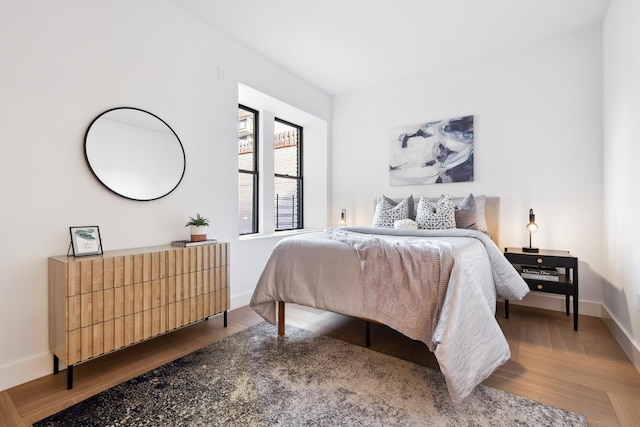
[389,115,474,185]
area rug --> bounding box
[35,322,586,426]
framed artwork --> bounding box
[69,226,103,257]
[389,115,474,185]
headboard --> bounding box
[482,196,500,248]
[374,195,500,248]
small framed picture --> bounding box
[69,226,103,257]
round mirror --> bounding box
[84,107,186,201]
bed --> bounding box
[250,194,529,402]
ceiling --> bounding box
[170,0,612,95]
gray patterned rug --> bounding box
[35,322,586,426]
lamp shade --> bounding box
[526,209,538,232]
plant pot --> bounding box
[190,225,208,242]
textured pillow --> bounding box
[372,195,413,228]
[380,194,415,220]
[416,195,456,230]
[454,193,478,230]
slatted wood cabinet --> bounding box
[48,242,229,388]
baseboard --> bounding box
[502,292,602,317]
[601,305,640,373]
[230,291,253,311]
[0,351,52,393]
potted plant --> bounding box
[185,213,210,242]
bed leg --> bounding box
[278,301,285,336]
[365,321,371,347]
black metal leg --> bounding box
[565,295,570,316]
[365,321,371,347]
[53,355,59,374]
[504,300,509,319]
[574,263,579,331]
[224,310,228,327]
[67,365,74,390]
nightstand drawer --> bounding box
[505,252,575,268]
[524,279,574,295]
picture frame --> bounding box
[69,226,103,257]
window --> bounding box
[238,105,258,235]
[239,83,327,234]
[238,101,304,235]
[274,118,303,231]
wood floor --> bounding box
[2,303,639,426]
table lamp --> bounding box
[523,208,539,253]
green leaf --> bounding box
[185,213,210,227]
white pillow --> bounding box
[394,218,418,230]
[416,195,456,230]
[372,195,412,228]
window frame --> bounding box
[238,104,259,235]
[274,117,303,231]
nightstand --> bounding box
[504,247,579,331]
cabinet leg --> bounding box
[565,295,570,316]
[504,300,509,319]
[53,355,59,374]
[67,365,74,390]
[224,310,228,327]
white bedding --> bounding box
[250,226,529,402]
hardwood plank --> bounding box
[0,391,25,427]
[609,391,640,427]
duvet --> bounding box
[250,226,529,402]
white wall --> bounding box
[0,0,330,391]
[332,25,604,313]
[603,0,640,366]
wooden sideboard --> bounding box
[48,242,229,389]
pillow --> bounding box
[453,193,489,234]
[454,193,478,230]
[415,195,456,230]
[474,195,489,233]
[394,218,418,230]
[372,195,413,228]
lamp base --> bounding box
[522,246,539,253]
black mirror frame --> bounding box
[84,107,186,202]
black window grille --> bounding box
[274,118,302,231]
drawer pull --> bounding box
[536,258,543,264]
[537,284,543,290]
